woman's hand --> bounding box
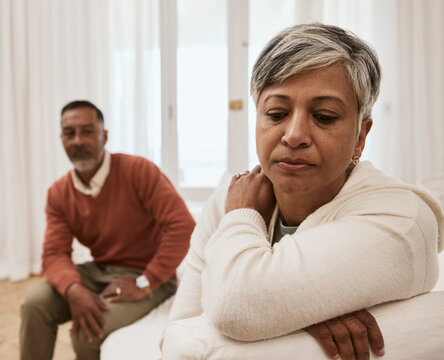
[225,165,275,225]
[307,309,385,360]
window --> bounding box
[177,0,228,188]
[159,0,249,201]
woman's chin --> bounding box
[271,177,316,196]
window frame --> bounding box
[159,0,250,201]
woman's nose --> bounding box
[281,113,312,148]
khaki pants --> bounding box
[20,262,177,360]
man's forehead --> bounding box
[62,122,95,129]
[61,107,100,126]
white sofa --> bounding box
[101,285,444,360]
[101,294,175,360]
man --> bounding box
[20,100,195,360]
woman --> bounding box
[164,23,443,359]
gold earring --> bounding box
[352,156,360,166]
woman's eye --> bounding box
[266,112,288,121]
[313,114,339,124]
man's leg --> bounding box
[72,265,177,360]
[20,281,71,360]
[19,262,105,360]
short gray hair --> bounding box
[251,23,381,122]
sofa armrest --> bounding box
[163,291,444,360]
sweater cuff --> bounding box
[143,270,165,291]
[220,208,268,235]
[56,274,82,298]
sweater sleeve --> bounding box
[136,160,196,290]
[202,190,440,341]
[42,186,81,297]
[168,184,228,322]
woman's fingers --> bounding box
[307,322,339,359]
[354,310,385,356]
[226,166,275,223]
[251,164,262,174]
[232,165,261,182]
[307,310,385,360]
[339,315,369,360]
[325,318,356,360]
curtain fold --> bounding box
[371,0,444,184]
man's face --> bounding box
[61,107,108,172]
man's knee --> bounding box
[22,282,53,316]
[21,281,68,323]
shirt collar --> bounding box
[272,213,299,245]
[71,151,111,197]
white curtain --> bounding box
[1,0,443,281]
[0,0,159,280]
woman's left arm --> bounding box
[203,189,439,342]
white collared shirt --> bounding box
[71,151,111,197]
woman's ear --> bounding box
[354,119,373,158]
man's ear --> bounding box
[103,129,109,145]
[354,119,372,158]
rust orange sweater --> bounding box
[43,153,195,296]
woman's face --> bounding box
[256,64,372,200]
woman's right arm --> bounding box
[202,190,439,342]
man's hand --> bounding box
[307,309,385,360]
[66,283,108,343]
[100,277,150,303]
[225,165,275,225]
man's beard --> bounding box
[69,146,101,172]
[72,158,98,172]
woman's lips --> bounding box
[276,158,315,171]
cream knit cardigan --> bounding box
[169,161,444,342]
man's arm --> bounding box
[43,186,108,341]
[43,186,81,296]
[97,159,196,302]
[134,160,196,291]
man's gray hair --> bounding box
[251,23,381,122]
